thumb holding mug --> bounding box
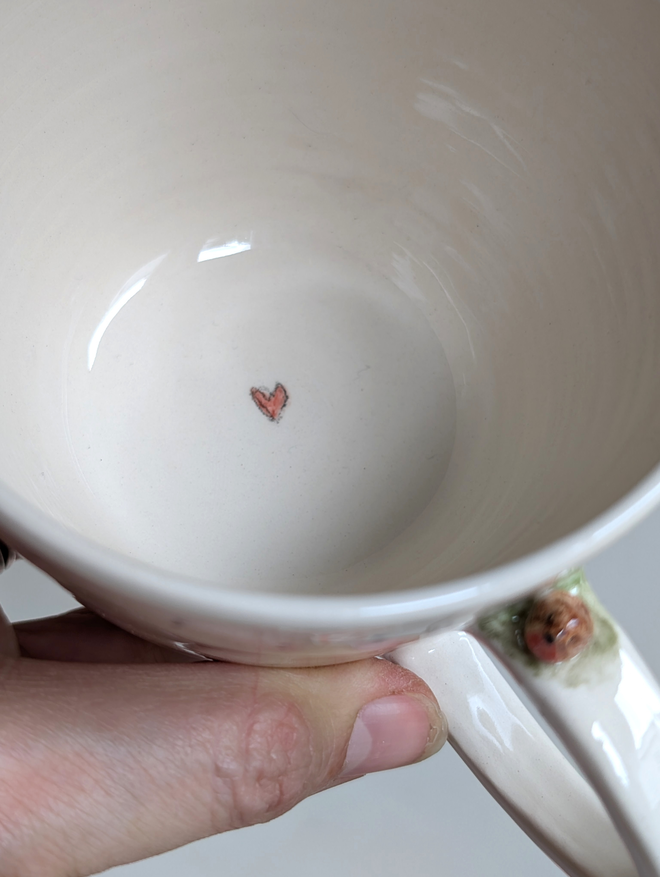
[0,602,446,877]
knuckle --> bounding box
[211,697,315,830]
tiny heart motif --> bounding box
[250,383,289,422]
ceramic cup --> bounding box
[1,0,660,874]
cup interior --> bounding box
[1,0,660,595]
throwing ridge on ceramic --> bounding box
[250,383,289,422]
[477,570,619,686]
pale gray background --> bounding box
[2,506,659,877]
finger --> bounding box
[14,609,203,663]
[0,656,447,876]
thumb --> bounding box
[0,656,447,876]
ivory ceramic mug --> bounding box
[1,0,660,874]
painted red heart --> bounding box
[250,383,289,422]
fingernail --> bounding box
[340,694,447,779]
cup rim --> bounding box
[1,463,660,631]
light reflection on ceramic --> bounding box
[87,254,168,370]
[1,0,660,874]
[197,238,252,263]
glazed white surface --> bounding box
[1,0,660,600]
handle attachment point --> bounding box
[477,569,619,686]
[476,569,660,877]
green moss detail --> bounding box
[477,570,619,687]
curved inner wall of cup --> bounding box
[1,0,660,594]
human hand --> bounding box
[0,607,446,877]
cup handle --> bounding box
[390,570,660,877]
